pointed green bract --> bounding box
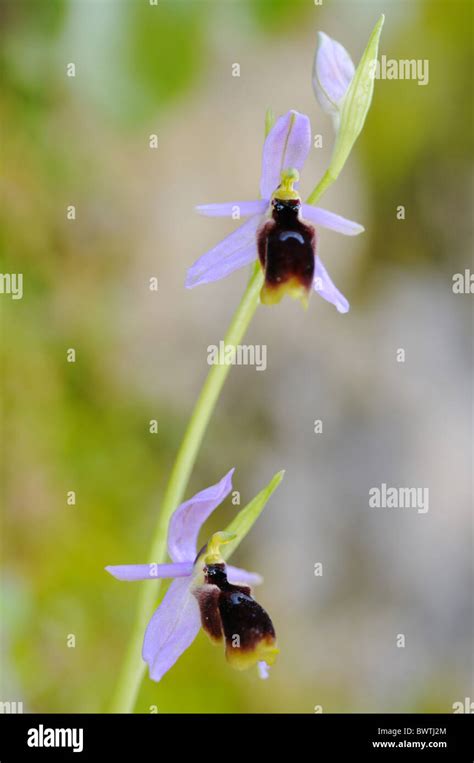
[329,14,384,178]
[222,470,285,562]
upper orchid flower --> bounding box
[186,110,364,312]
[106,469,278,682]
[312,32,355,130]
[311,18,384,185]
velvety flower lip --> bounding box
[187,109,363,312]
[194,550,278,673]
[106,470,275,683]
[312,31,355,126]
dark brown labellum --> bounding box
[194,563,277,671]
[257,198,316,307]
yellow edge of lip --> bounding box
[225,641,279,671]
[260,279,309,309]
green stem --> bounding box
[305,168,336,206]
[109,263,263,713]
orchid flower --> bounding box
[312,32,355,130]
[186,109,364,312]
[106,470,278,682]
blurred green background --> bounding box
[1,0,472,713]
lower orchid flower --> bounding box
[186,109,364,312]
[106,469,278,682]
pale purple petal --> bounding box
[312,32,355,119]
[260,110,312,199]
[168,469,234,563]
[196,200,268,218]
[227,565,263,588]
[258,661,270,679]
[186,216,260,288]
[314,258,350,314]
[142,577,201,682]
[105,561,193,581]
[302,204,364,236]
